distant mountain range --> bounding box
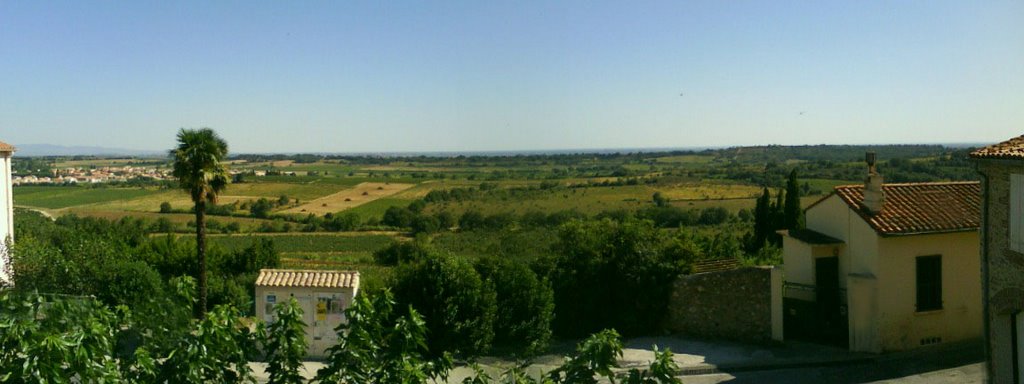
[13,144,165,157]
[9,142,986,157]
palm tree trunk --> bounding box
[196,200,208,319]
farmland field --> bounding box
[13,144,977,293]
[14,186,159,209]
[281,182,415,215]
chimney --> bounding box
[863,152,885,214]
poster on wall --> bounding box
[316,292,346,340]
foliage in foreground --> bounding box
[314,291,453,383]
[0,277,254,384]
[259,297,308,384]
[0,284,679,384]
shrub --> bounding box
[474,257,554,357]
[95,259,165,309]
[548,219,684,337]
[392,253,497,356]
[373,239,431,266]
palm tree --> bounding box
[170,128,229,318]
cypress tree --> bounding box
[753,188,771,247]
[784,169,805,230]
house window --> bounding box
[1012,174,1024,252]
[916,255,942,312]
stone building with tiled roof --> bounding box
[779,153,981,353]
[255,269,360,357]
[0,141,14,285]
[971,135,1024,384]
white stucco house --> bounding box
[779,153,982,353]
[0,140,14,284]
[255,269,360,357]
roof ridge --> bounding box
[833,181,980,190]
[827,181,980,236]
[970,134,1024,159]
[259,268,360,274]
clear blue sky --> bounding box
[1,1,1021,153]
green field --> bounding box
[15,145,976,291]
[14,186,159,209]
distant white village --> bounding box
[12,166,171,185]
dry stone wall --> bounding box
[664,266,772,342]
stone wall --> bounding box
[664,266,773,342]
[977,159,1024,384]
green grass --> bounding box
[423,182,763,216]
[346,197,415,220]
[802,178,853,194]
[14,186,159,209]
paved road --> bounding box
[251,337,986,383]
[681,362,984,383]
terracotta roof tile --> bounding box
[0,141,15,152]
[255,269,359,289]
[832,182,980,236]
[971,135,1024,159]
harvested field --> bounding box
[281,182,414,215]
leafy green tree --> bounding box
[261,297,308,384]
[314,290,453,384]
[459,210,486,231]
[251,198,273,219]
[784,169,805,230]
[170,127,230,318]
[0,292,123,383]
[772,188,785,233]
[548,219,684,337]
[475,257,554,357]
[393,253,498,356]
[651,192,669,207]
[373,239,432,266]
[159,201,173,213]
[751,188,772,250]
[156,304,255,383]
[382,206,415,228]
[411,214,441,234]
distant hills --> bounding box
[9,142,986,158]
[13,144,164,157]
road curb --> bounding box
[677,356,876,376]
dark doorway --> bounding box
[816,257,848,347]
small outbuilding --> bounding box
[255,269,360,357]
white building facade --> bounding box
[0,141,14,283]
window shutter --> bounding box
[1012,174,1024,252]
